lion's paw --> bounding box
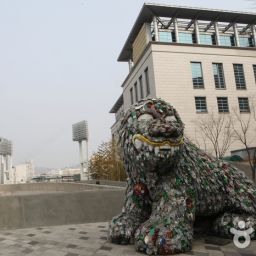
[134,221,192,255]
[108,214,138,245]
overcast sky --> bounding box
[0,0,254,168]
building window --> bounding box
[213,63,225,89]
[233,64,246,89]
[145,67,150,96]
[239,37,253,47]
[199,34,215,45]
[238,97,250,113]
[139,75,144,99]
[179,32,195,44]
[217,97,229,113]
[195,97,207,113]
[219,35,235,46]
[159,31,173,42]
[130,87,134,105]
[253,65,256,82]
[134,82,138,102]
[191,62,204,88]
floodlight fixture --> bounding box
[0,138,12,155]
[72,121,88,141]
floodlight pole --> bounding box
[79,141,84,179]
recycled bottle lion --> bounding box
[109,98,256,255]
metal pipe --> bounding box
[214,21,220,46]
[174,18,179,43]
[153,16,159,41]
[252,25,256,47]
[194,20,200,44]
[233,23,240,47]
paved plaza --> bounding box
[0,222,255,256]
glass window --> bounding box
[217,97,229,113]
[134,82,138,102]
[213,63,226,89]
[145,68,150,96]
[238,97,250,113]
[239,37,253,47]
[219,35,235,46]
[199,34,214,45]
[253,65,256,83]
[139,75,144,99]
[233,64,246,89]
[159,31,173,43]
[130,87,133,105]
[195,97,207,113]
[179,32,195,44]
[191,62,204,88]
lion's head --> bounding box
[118,99,185,172]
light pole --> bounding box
[72,121,89,181]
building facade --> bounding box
[0,137,13,184]
[110,3,256,156]
[14,161,35,184]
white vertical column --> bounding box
[251,25,256,47]
[0,155,3,184]
[153,17,159,41]
[194,20,200,44]
[128,59,133,72]
[174,18,179,43]
[214,21,220,45]
[79,141,84,180]
[233,23,240,47]
[85,140,89,180]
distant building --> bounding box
[0,137,13,184]
[14,161,35,184]
[110,3,256,155]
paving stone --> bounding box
[79,236,89,240]
[99,245,113,251]
[66,244,78,249]
[0,222,254,256]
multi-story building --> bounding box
[0,137,13,184]
[14,161,35,184]
[110,3,256,155]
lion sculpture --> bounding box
[109,98,256,255]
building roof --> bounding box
[109,94,123,113]
[118,3,256,62]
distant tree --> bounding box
[193,112,234,159]
[89,140,126,181]
[231,98,256,182]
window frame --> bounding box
[217,97,229,113]
[139,75,144,99]
[191,62,204,89]
[195,96,208,113]
[144,67,150,96]
[238,97,250,113]
[130,87,134,105]
[233,64,246,90]
[134,82,138,102]
[212,63,226,89]
[253,65,256,83]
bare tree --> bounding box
[193,112,234,159]
[231,100,256,182]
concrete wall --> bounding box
[132,23,151,64]
[0,184,125,229]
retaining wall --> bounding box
[0,184,125,229]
